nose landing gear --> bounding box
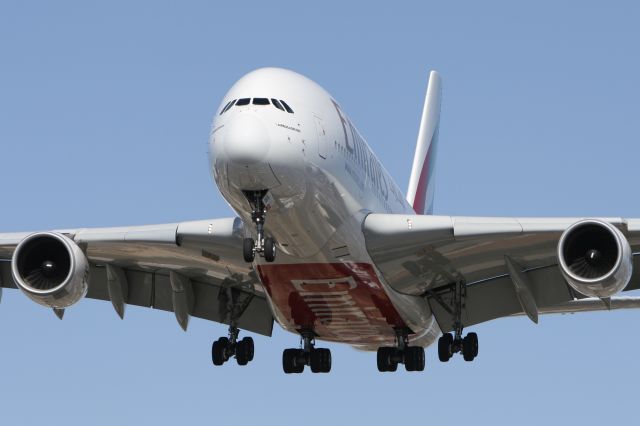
[242,190,276,263]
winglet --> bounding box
[406,70,442,215]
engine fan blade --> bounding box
[569,250,611,279]
[24,260,65,290]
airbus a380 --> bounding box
[2,67,640,374]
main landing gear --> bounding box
[376,328,425,372]
[438,331,478,362]
[242,190,276,263]
[282,331,332,374]
[211,325,255,366]
[433,280,479,362]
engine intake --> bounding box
[557,219,632,298]
[11,232,89,308]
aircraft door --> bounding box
[314,115,327,159]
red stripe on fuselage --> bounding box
[257,263,407,344]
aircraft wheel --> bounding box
[310,348,331,373]
[264,237,276,262]
[243,238,255,262]
[438,333,454,362]
[468,332,479,358]
[212,337,229,366]
[310,349,322,373]
[377,347,397,372]
[242,336,255,361]
[236,337,253,366]
[463,332,478,361]
[283,348,304,374]
[405,346,425,372]
[320,348,332,373]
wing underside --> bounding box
[364,214,640,333]
[0,218,274,336]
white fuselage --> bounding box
[209,68,439,349]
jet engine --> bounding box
[557,219,632,298]
[11,232,89,308]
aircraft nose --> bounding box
[223,113,271,165]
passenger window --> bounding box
[252,98,270,105]
[280,100,294,113]
[271,99,284,111]
[236,98,250,106]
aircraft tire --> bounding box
[310,349,322,373]
[264,237,276,262]
[463,332,478,361]
[310,348,331,373]
[320,348,331,373]
[283,348,304,374]
[377,347,397,372]
[212,337,229,366]
[242,336,255,361]
[405,346,425,372]
[236,339,250,366]
[469,332,479,357]
[438,333,453,362]
[243,238,255,262]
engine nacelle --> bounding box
[557,219,632,298]
[11,232,89,308]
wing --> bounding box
[363,214,640,333]
[0,218,273,335]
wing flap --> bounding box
[1,261,273,336]
[0,260,16,289]
[85,263,272,336]
[429,258,640,333]
[427,264,574,332]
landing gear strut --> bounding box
[211,325,255,366]
[242,190,276,263]
[376,328,425,372]
[282,331,331,374]
[435,280,479,362]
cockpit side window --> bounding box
[252,98,270,105]
[271,99,284,111]
[220,99,236,114]
[280,100,294,113]
[236,98,250,106]
[219,100,232,115]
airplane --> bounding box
[2,67,640,374]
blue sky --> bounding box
[1,1,639,424]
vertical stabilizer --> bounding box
[406,71,441,215]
